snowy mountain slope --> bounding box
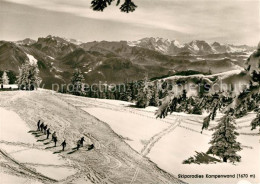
[64,38,83,45]
[128,37,184,55]
[0,107,76,183]
[59,93,260,184]
[0,90,184,184]
[26,53,38,65]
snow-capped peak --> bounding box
[63,38,83,45]
[127,37,183,54]
[172,40,183,48]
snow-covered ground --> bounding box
[83,107,171,152]
[2,84,18,89]
[164,69,243,81]
[0,91,259,184]
[148,118,260,184]
[80,97,260,184]
[0,90,182,184]
[0,107,76,183]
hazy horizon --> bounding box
[0,0,259,46]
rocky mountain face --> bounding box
[16,38,36,45]
[0,35,256,89]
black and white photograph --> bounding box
[0,0,259,183]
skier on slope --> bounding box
[80,137,85,147]
[88,144,95,150]
[43,125,48,134]
[53,136,58,147]
[46,128,51,139]
[52,131,57,141]
[40,122,45,132]
[76,140,81,150]
[61,140,66,151]
[37,120,41,131]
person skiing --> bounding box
[43,125,48,134]
[52,131,57,141]
[61,140,66,151]
[37,120,41,131]
[46,128,51,139]
[40,122,44,132]
[88,144,94,150]
[80,137,85,147]
[76,140,81,150]
[53,136,57,147]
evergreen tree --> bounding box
[168,97,178,113]
[71,68,85,96]
[182,89,187,100]
[2,71,9,85]
[252,70,260,84]
[211,99,220,120]
[120,0,137,13]
[91,0,137,13]
[149,83,159,106]
[0,74,2,87]
[192,103,202,115]
[136,77,151,108]
[121,81,132,101]
[251,111,260,132]
[156,96,172,118]
[129,81,136,101]
[211,105,217,120]
[17,62,41,90]
[207,113,242,163]
[201,113,212,133]
[6,71,17,84]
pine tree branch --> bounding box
[90,0,137,13]
[120,0,137,13]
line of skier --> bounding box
[37,120,93,151]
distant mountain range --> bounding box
[0,35,257,89]
[128,37,255,56]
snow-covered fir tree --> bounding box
[156,95,172,118]
[71,68,85,96]
[17,62,41,90]
[149,82,159,107]
[192,103,202,115]
[136,77,152,108]
[201,113,212,133]
[207,111,242,163]
[120,81,133,102]
[251,110,260,133]
[2,71,9,85]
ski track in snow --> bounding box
[53,95,129,172]
[59,95,218,156]
[58,95,185,158]
[58,94,259,182]
[52,93,184,184]
[0,148,57,183]
[0,97,95,184]
[141,118,181,156]
[1,91,257,184]
[54,94,188,184]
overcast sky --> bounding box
[0,0,259,45]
